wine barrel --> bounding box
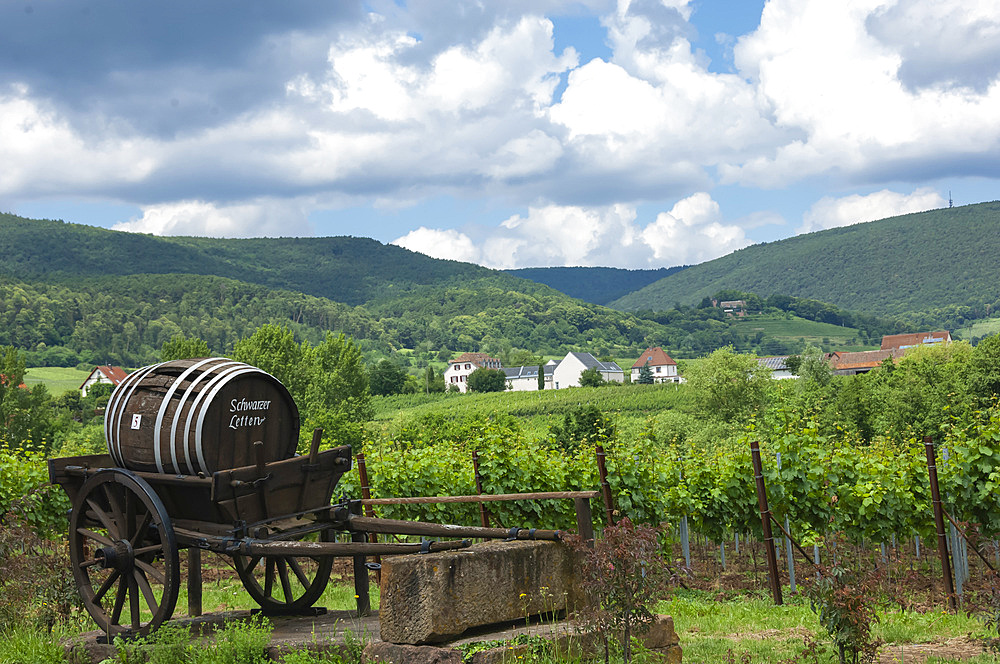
[105,358,300,475]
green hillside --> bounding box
[0,213,683,366]
[610,201,1000,319]
[0,211,918,369]
[505,265,686,305]
[0,213,496,306]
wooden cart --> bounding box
[50,359,562,638]
[49,443,562,639]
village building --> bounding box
[881,330,952,350]
[631,347,680,383]
[443,352,502,393]
[552,352,624,389]
[828,349,905,376]
[757,356,795,379]
[80,365,129,397]
[503,361,557,392]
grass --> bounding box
[956,317,1000,341]
[734,316,866,346]
[0,625,72,664]
[173,554,380,617]
[5,577,1000,663]
[661,588,997,664]
[23,367,90,395]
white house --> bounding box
[503,361,557,391]
[552,352,624,389]
[757,356,795,379]
[80,365,129,397]
[443,352,502,393]
[631,347,680,383]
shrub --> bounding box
[569,517,672,664]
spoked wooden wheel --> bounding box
[69,469,179,637]
[232,529,334,612]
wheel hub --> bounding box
[96,540,135,571]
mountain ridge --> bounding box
[610,201,1000,318]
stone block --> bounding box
[379,540,584,644]
[363,642,463,664]
[641,615,680,649]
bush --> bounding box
[0,505,79,632]
[569,517,672,664]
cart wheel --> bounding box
[233,529,334,612]
[69,469,179,637]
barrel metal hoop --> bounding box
[192,366,262,474]
[107,363,165,467]
[105,365,148,465]
[153,357,229,474]
[170,360,241,474]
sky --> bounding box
[2,0,999,271]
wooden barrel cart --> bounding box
[50,359,562,639]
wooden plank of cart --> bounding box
[48,358,563,640]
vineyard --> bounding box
[8,337,1000,661]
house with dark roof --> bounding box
[757,356,795,379]
[881,331,952,350]
[80,365,129,397]
[631,347,680,383]
[552,352,624,389]
[503,361,557,391]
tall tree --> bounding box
[637,362,654,384]
[684,346,772,422]
[232,324,307,405]
[579,367,606,387]
[467,367,507,393]
[160,334,210,361]
[369,359,409,396]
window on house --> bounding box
[656,367,661,373]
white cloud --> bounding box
[640,192,751,263]
[112,200,312,237]
[392,227,482,264]
[393,193,750,269]
[867,0,1000,91]
[308,15,577,122]
[0,89,156,197]
[726,0,1000,186]
[797,187,946,234]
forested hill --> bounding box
[610,201,1000,319]
[0,213,501,306]
[0,212,682,367]
[505,266,687,305]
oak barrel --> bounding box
[105,358,300,475]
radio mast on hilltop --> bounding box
[949,190,953,208]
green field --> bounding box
[955,316,1000,340]
[733,316,870,350]
[23,366,90,395]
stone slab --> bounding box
[378,540,584,645]
[63,610,680,663]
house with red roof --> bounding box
[881,330,952,350]
[80,365,129,397]
[828,349,905,375]
[631,347,680,383]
